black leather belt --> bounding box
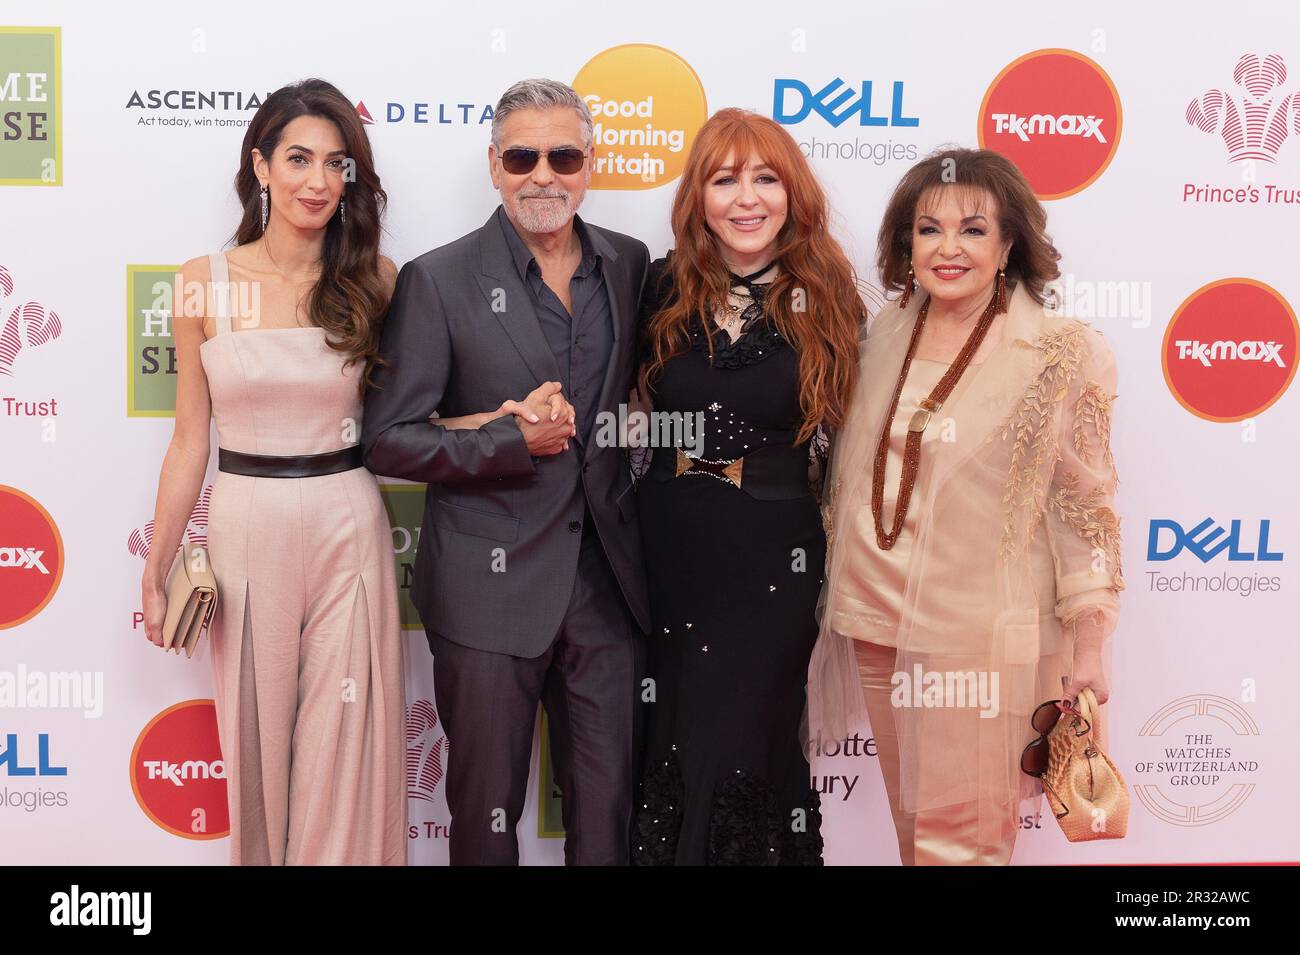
[647,444,811,500]
[218,446,364,478]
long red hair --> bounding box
[640,108,864,443]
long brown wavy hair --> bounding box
[877,147,1061,305]
[640,108,864,444]
[233,78,389,390]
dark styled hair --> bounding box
[877,147,1061,305]
[233,78,389,390]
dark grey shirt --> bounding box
[497,206,612,452]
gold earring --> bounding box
[992,267,1008,315]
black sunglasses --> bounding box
[500,147,586,175]
[1019,699,1090,817]
[1020,701,1065,778]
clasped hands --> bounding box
[498,381,576,457]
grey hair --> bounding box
[491,78,594,149]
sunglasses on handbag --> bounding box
[499,146,587,175]
[1019,699,1090,814]
[1013,696,1086,815]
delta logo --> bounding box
[978,48,1122,200]
[1163,278,1298,422]
[351,96,493,126]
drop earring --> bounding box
[898,264,916,309]
[259,184,269,233]
[338,196,346,227]
[993,266,1008,315]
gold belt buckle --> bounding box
[675,449,744,488]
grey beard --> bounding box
[510,191,582,234]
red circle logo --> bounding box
[130,699,229,839]
[978,49,1123,200]
[1162,278,1298,422]
[0,486,64,629]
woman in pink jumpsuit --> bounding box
[141,79,406,865]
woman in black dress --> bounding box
[632,109,865,865]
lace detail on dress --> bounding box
[690,316,788,369]
[708,771,825,866]
[691,271,789,368]
[708,770,784,865]
[631,755,685,865]
[629,443,652,487]
[631,757,825,866]
[807,423,832,506]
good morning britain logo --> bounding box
[978,48,1122,200]
[0,26,61,186]
[572,44,707,190]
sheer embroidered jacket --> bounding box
[810,281,1122,850]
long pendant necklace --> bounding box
[871,294,1002,550]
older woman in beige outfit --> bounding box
[810,148,1122,865]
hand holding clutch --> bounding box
[159,543,218,658]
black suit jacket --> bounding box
[361,208,652,656]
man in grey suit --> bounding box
[361,79,651,865]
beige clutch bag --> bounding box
[1043,686,1130,841]
[161,543,218,657]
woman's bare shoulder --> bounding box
[176,254,214,284]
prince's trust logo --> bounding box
[1186,54,1299,163]
[1183,54,1300,207]
[0,264,62,379]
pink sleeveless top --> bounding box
[198,251,363,457]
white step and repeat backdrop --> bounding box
[2,0,1297,864]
